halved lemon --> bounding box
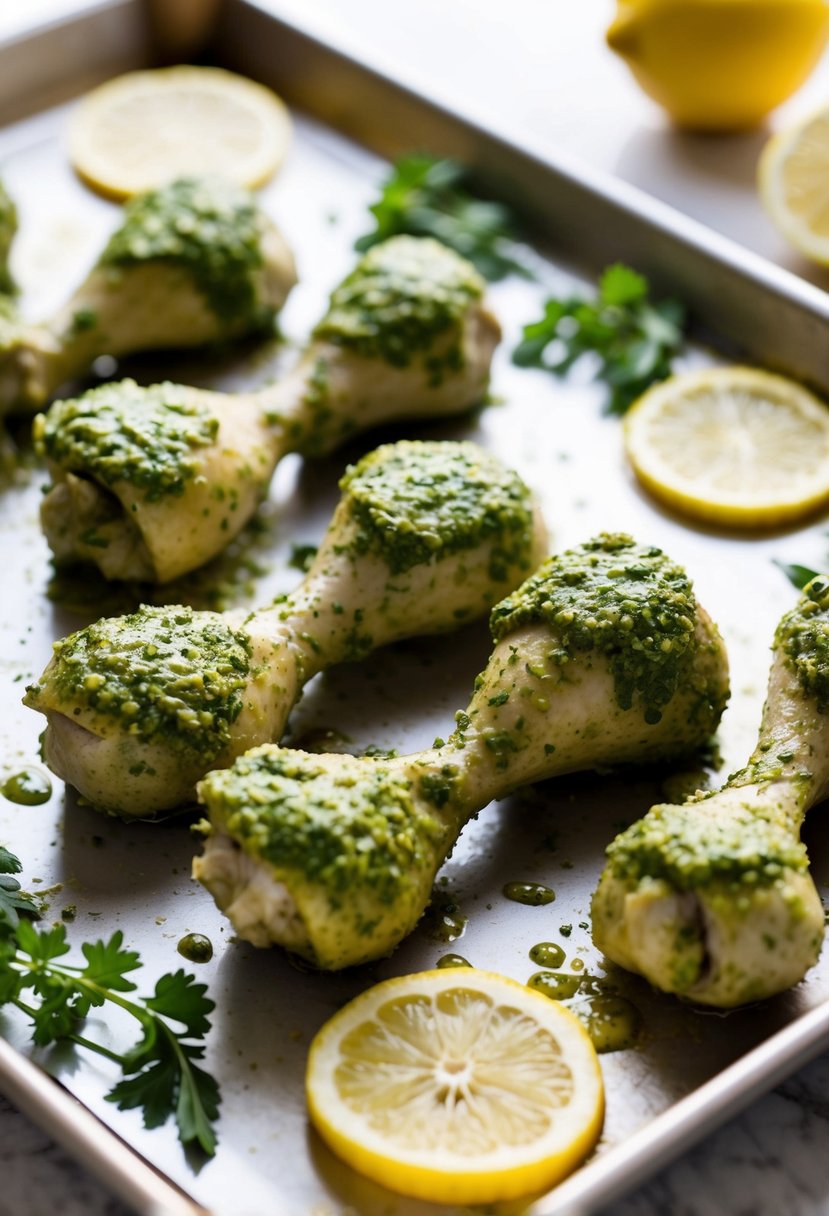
[759,106,829,263]
[306,968,604,1204]
[624,367,829,528]
[68,66,291,200]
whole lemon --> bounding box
[607,0,829,130]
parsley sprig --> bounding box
[0,848,220,1154]
[775,561,821,591]
[513,264,686,414]
[356,154,529,281]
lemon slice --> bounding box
[624,367,829,528]
[759,106,829,262]
[306,968,604,1204]
[68,66,291,200]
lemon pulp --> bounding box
[69,66,291,199]
[306,969,604,1204]
[624,367,829,528]
[759,106,829,263]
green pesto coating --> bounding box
[340,440,535,578]
[0,179,17,296]
[606,800,808,890]
[419,764,462,809]
[777,575,829,713]
[312,235,483,372]
[490,533,699,724]
[99,177,267,325]
[202,748,446,907]
[31,605,251,758]
[35,380,218,501]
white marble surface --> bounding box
[3,3,829,1215]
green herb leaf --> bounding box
[288,543,318,573]
[774,560,821,591]
[356,154,530,281]
[0,863,221,1156]
[146,969,214,1038]
[600,263,647,306]
[0,846,39,929]
[513,263,686,413]
[16,919,69,964]
[80,931,140,993]
[0,847,23,876]
[109,1054,177,1130]
[174,1058,221,1155]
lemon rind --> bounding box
[624,367,829,529]
[305,968,605,1205]
[68,66,292,200]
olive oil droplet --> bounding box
[423,899,467,943]
[177,933,213,963]
[528,970,582,1000]
[2,768,52,805]
[503,881,555,906]
[436,954,471,969]
[530,941,566,968]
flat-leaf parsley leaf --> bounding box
[356,154,529,281]
[513,263,686,414]
[0,849,220,1154]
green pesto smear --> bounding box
[575,996,641,1054]
[100,177,267,326]
[313,235,483,373]
[0,178,17,296]
[2,768,52,806]
[201,747,446,909]
[777,575,829,713]
[606,800,808,890]
[490,533,702,724]
[503,881,555,906]
[27,605,251,758]
[341,440,535,578]
[35,380,219,501]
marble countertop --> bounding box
[3,2,829,1214]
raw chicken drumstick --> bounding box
[36,235,499,583]
[0,176,296,414]
[193,533,730,970]
[592,575,829,1007]
[25,440,546,819]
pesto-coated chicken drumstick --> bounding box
[0,179,17,300]
[592,575,829,1008]
[0,177,296,415]
[36,235,499,583]
[25,440,546,819]
[193,534,729,970]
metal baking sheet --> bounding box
[1,4,829,1215]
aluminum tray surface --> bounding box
[1,89,829,1216]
